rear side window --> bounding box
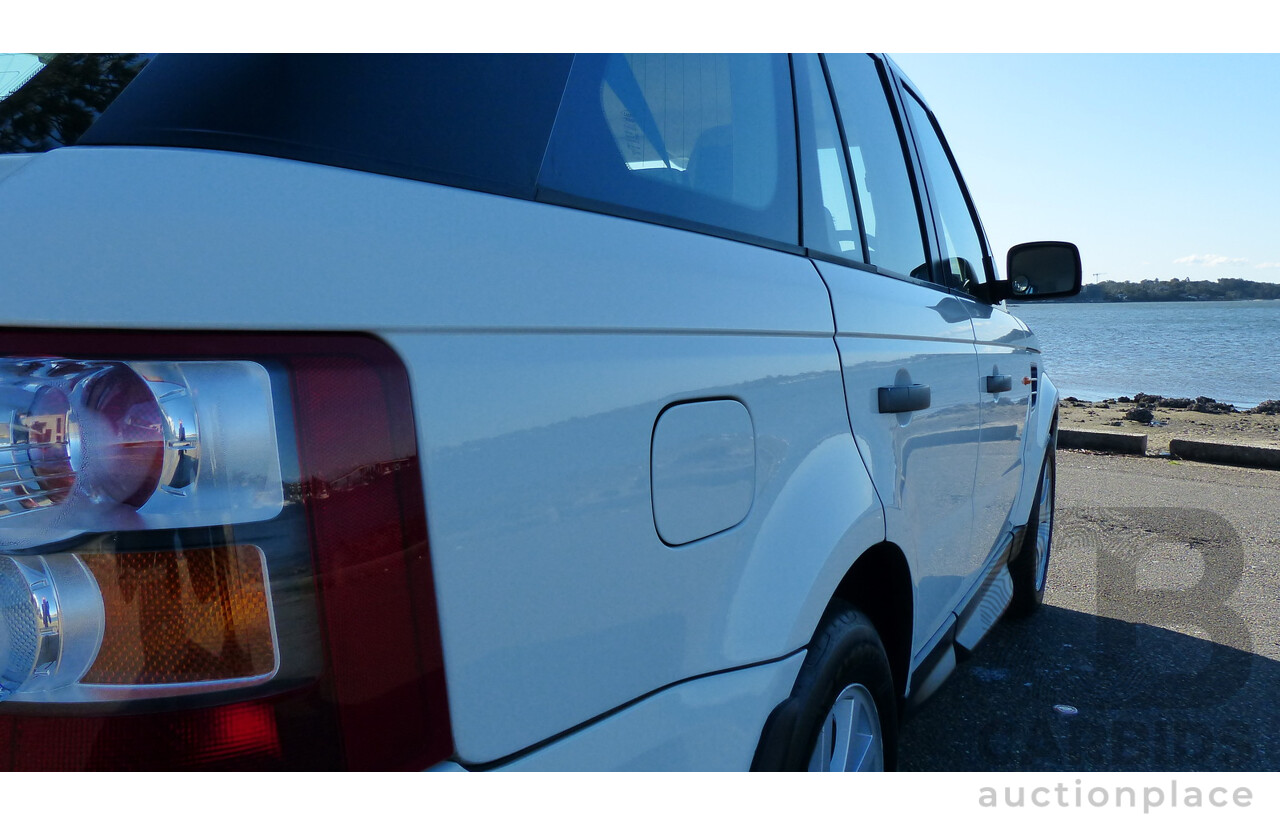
[824,54,929,280]
[538,54,798,247]
[80,54,575,200]
[794,53,861,260]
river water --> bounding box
[1008,299,1280,409]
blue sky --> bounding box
[9,4,1277,290]
[889,54,1280,285]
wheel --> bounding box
[1008,446,1055,617]
[752,603,897,771]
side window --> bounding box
[538,54,797,246]
[794,54,860,259]
[902,89,988,295]
[823,54,929,280]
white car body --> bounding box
[0,53,1073,771]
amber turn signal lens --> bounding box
[79,546,276,685]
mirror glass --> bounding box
[1006,242,1081,298]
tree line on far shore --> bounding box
[1036,277,1280,303]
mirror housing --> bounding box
[979,241,1082,303]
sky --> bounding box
[889,54,1280,285]
[8,4,1278,290]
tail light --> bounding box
[0,331,451,770]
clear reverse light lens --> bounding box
[0,358,283,551]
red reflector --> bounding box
[0,696,319,770]
[201,702,282,761]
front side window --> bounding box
[824,54,929,280]
[902,88,988,295]
[538,53,797,246]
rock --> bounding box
[1250,400,1280,415]
[1133,393,1163,406]
[1098,403,1110,409]
[1189,396,1236,414]
[1118,396,1133,403]
[1125,408,1155,423]
[1159,397,1195,409]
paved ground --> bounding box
[898,450,1280,770]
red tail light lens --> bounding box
[0,331,452,770]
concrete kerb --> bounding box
[1057,429,1280,471]
[1168,438,1280,471]
[1057,429,1147,456]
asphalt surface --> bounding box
[898,450,1280,770]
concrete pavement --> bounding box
[898,450,1280,770]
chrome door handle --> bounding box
[878,384,931,414]
[985,374,1013,394]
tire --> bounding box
[1008,446,1055,617]
[753,602,897,771]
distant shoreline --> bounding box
[1020,277,1280,304]
[1017,296,1280,305]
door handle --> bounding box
[985,374,1013,394]
[878,384,931,414]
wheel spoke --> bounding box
[809,684,884,771]
[848,700,882,771]
[808,715,833,771]
[827,697,857,771]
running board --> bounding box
[953,556,1014,655]
[905,527,1023,714]
[903,615,956,715]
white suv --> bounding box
[0,53,1080,770]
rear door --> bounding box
[803,53,982,655]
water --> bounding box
[1008,300,1280,409]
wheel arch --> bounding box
[829,541,913,709]
[751,543,912,771]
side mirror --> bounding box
[1002,241,1082,301]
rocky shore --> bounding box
[1057,394,1280,455]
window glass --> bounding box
[903,89,988,294]
[79,54,574,199]
[539,54,797,245]
[1,54,151,154]
[794,54,860,259]
[824,54,928,279]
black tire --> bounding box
[1008,446,1055,617]
[752,602,897,771]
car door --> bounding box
[896,77,1034,569]
[806,53,982,655]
